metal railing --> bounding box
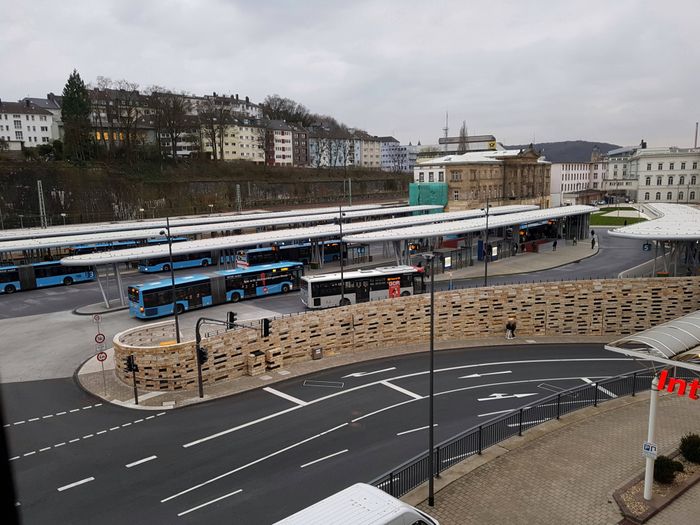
[370,370,694,499]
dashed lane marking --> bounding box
[126,455,157,468]
[300,449,349,468]
[396,424,438,437]
[7,403,104,427]
[57,477,94,492]
[177,489,243,517]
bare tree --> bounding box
[112,79,143,156]
[261,94,313,126]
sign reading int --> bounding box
[658,370,699,400]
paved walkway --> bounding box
[411,393,700,524]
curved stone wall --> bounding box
[113,277,700,391]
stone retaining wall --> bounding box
[113,277,700,391]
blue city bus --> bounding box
[138,251,235,273]
[0,261,95,294]
[236,241,342,267]
[70,237,187,256]
[128,261,304,319]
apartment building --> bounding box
[634,147,700,204]
[265,120,294,166]
[0,99,55,150]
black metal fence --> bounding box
[370,370,690,498]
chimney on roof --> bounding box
[235,94,239,100]
[213,91,217,97]
[245,96,249,103]
[640,139,647,149]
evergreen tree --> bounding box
[61,69,92,160]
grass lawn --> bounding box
[598,206,637,212]
[590,214,647,226]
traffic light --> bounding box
[197,346,208,365]
[227,311,237,328]
[125,355,138,372]
[262,318,271,338]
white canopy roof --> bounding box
[0,205,443,253]
[342,205,596,243]
[59,204,539,266]
[0,203,393,242]
[604,310,700,372]
[608,204,700,241]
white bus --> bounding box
[274,483,439,525]
[300,265,425,309]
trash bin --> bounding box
[312,348,323,360]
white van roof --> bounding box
[274,483,437,525]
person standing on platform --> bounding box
[552,239,558,251]
[591,236,596,249]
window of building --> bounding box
[680,175,685,185]
[438,171,444,182]
[453,190,459,200]
[656,176,662,185]
[692,175,697,184]
[15,131,23,140]
[644,192,650,201]
[669,162,675,170]
[691,191,696,200]
[645,177,651,186]
[658,162,663,170]
[418,173,424,183]
[668,176,673,185]
[14,120,21,129]
[693,162,698,170]
[666,191,672,200]
[647,163,652,170]
[681,162,686,170]
[655,192,661,200]
[428,172,434,182]
[679,191,684,201]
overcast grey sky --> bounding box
[4,0,699,147]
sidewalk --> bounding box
[412,393,700,524]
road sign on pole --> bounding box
[92,314,102,324]
[95,333,106,344]
[642,441,658,459]
[96,351,108,362]
[95,343,106,352]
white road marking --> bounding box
[134,419,144,424]
[54,442,66,447]
[507,418,551,427]
[164,423,348,502]
[39,447,51,452]
[23,451,35,457]
[14,421,25,425]
[478,409,515,418]
[83,434,94,439]
[477,392,538,402]
[122,423,131,427]
[581,377,618,398]
[300,449,349,468]
[69,439,80,443]
[9,456,19,461]
[146,416,155,420]
[56,412,66,416]
[28,418,39,422]
[380,380,423,400]
[70,409,80,413]
[82,406,92,410]
[460,370,512,379]
[57,477,94,492]
[97,430,107,435]
[342,367,397,378]
[126,455,157,468]
[110,427,120,431]
[176,489,243,517]
[156,412,166,416]
[263,387,308,406]
[441,452,474,463]
[352,398,418,423]
[42,415,53,419]
[396,424,438,436]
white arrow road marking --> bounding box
[177,489,243,517]
[300,449,349,468]
[397,424,438,436]
[263,387,308,406]
[380,381,423,400]
[126,455,158,468]
[581,377,618,398]
[477,392,538,402]
[459,370,512,379]
[342,367,397,378]
[57,477,94,492]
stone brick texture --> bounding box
[113,277,700,391]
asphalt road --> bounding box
[4,343,649,524]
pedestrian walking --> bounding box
[572,237,577,246]
[552,239,557,251]
[591,237,595,249]
[505,318,517,339]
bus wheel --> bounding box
[401,291,411,297]
[163,264,171,272]
[339,298,351,306]
[175,303,185,315]
[230,292,241,303]
[202,260,209,267]
[281,284,290,293]
[4,284,16,294]
[63,277,74,286]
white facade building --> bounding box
[550,162,594,205]
[633,147,700,204]
[0,100,56,151]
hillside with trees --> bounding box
[506,140,621,163]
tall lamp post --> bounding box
[160,217,180,343]
[337,205,347,305]
[421,252,436,507]
[481,198,491,287]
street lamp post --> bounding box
[421,252,436,507]
[60,213,66,226]
[160,217,180,343]
[482,198,491,287]
[337,205,346,305]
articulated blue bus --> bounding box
[70,237,187,256]
[0,261,95,294]
[236,240,342,267]
[137,251,236,273]
[128,261,304,319]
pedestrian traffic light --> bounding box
[227,311,237,328]
[197,346,208,365]
[262,318,271,338]
[125,355,138,372]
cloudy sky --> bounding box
[4,0,699,147]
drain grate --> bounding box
[302,380,345,389]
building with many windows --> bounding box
[634,147,700,204]
[0,99,56,151]
[265,120,294,166]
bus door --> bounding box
[243,275,257,297]
[18,265,37,291]
[412,274,425,294]
[356,279,370,303]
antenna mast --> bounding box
[443,111,449,153]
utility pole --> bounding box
[37,180,48,228]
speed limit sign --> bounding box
[96,351,107,362]
[95,333,106,344]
